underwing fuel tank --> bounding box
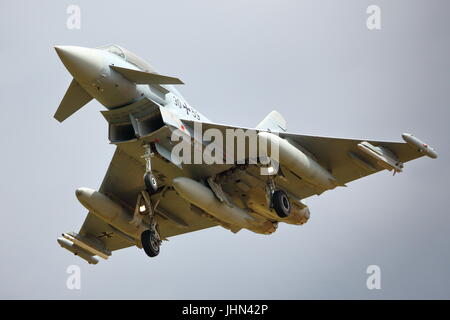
[172,177,276,234]
[75,188,147,240]
[247,200,311,225]
[257,132,338,189]
[285,207,310,225]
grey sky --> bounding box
[0,0,449,299]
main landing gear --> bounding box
[132,189,161,258]
[141,228,161,257]
[266,177,291,218]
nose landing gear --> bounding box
[133,142,163,258]
[142,143,158,194]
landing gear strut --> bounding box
[143,143,158,194]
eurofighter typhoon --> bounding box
[54,45,437,264]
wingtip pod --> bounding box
[402,133,438,159]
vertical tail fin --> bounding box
[256,110,287,132]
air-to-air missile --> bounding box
[57,237,100,265]
[357,141,404,173]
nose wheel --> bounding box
[144,172,158,194]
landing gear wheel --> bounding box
[272,190,291,218]
[141,229,160,257]
[144,172,158,194]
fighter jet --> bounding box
[54,45,437,264]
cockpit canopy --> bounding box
[98,44,155,73]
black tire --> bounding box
[144,172,158,194]
[141,230,160,257]
[272,190,291,218]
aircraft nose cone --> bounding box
[54,45,104,83]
